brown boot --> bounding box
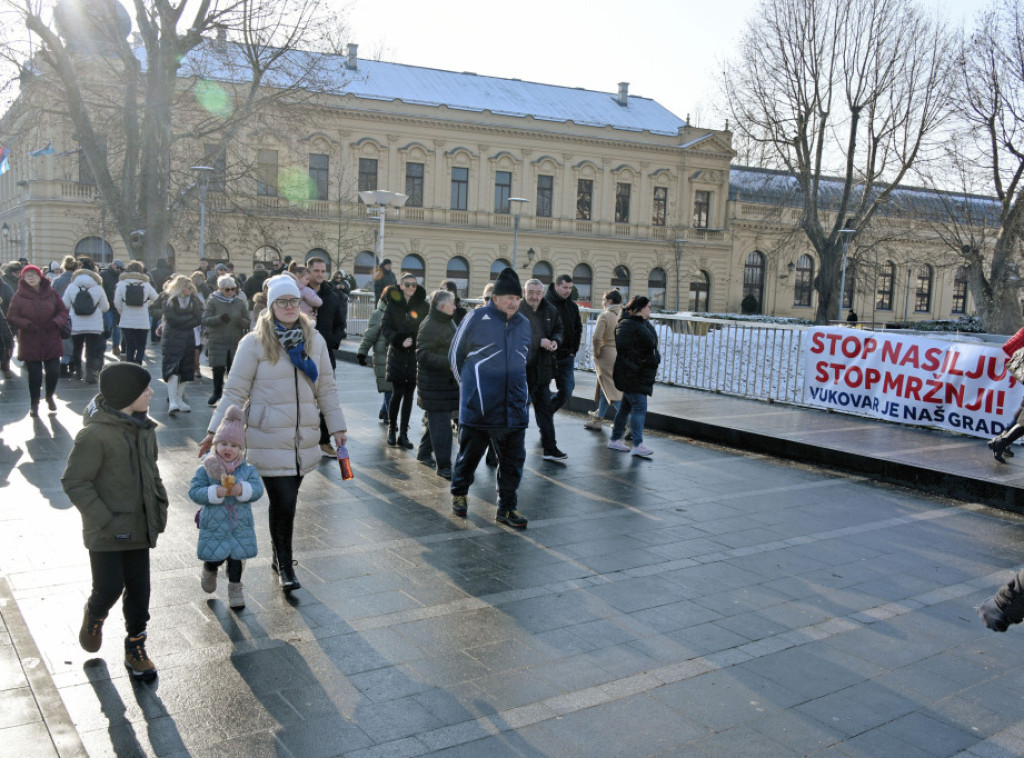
[79,604,105,653]
[124,633,157,682]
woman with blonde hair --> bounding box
[199,275,347,593]
[158,274,203,414]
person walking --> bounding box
[100,259,124,358]
[382,273,427,449]
[308,257,346,456]
[62,363,167,681]
[0,274,14,379]
[113,260,159,365]
[415,289,460,479]
[545,273,582,414]
[372,258,398,302]
[607,296,661,458]
[62,262,109,383]
[202,275,249,406]
[519,278,566,461]
[158,274,203,415]
[199,275,347,593]
[356,286,395,423]
[585,289,624,430]
[6,265,70,416]
[449,267,532,528]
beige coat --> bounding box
[209,330,347,478]
[591,304,623,403]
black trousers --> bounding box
[451,426,526,510]
[419,409,455,471]
[87,549,151,637]
[264,475,303,565]
[389,380,415,431]
[204,558,243,583]
[71,333,106,377]
[530,379,558,453]
[123,328,148,365]
[25,358,60,404]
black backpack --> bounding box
[124,282,145,307]
[72,285,98,316]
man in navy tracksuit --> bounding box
[449,267,532,528]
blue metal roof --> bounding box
[171,40,688,137]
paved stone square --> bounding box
[3,354,1024,756]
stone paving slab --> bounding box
[3,348,1024,755]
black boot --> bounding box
[270,544,300,592]
[387,425,398,446]
[208,367,224,406]
[991,425,1024,463]
[398,428,414,450]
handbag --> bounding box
[1008,348,1024,385]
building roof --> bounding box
[169,40,688,137]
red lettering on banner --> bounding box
[904,376,923,400]
[922,380,943,403]
[922,347,942,372]
[899,345,921,369]
[882,341,903,364]
[883,372,904,394]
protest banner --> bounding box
[802,328,1022,439]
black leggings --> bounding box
[389,380,415,431]
[87,549,150,637]
[264,475,303,565]
[204,558,243,583]
[25,358,60,404]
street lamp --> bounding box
[191,165,214,261]
[674,239,685,311]
[508,197,529,269]
[837,228,856,321]
[359,189,409,268]
[904,267,915,324]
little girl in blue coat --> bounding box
[189,404,264,609]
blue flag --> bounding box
[0,144,8,175]
[29,142,54,157]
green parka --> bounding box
[357,297,393,394]
[61,397,169,551]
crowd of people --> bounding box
[0,251,663,681]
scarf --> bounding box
[275,321,318,383]
[212,291,236,305]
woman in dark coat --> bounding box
[201,275,250,406]
[415,289,460,478]
[6,265,70,416]
[608,296,660,458]
[381,273,427,449]
[158,274,203,416]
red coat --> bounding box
[7,277,69,362]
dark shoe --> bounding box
[1,368,13,380]
[437,468,452,480]
[496,509,528,529]
[378,408,388,422]
[417,455,435,467]
[124,633,157,682]
[387,427,398,446]
[29,404,38,418]
[542,447,568,462]
[46,395,57,413]
[398,431,414,450]
[207,394,221,407]
[990,439,1010,464]
[452,495,468,517]
[79,604,105,653]
[279,564,301,593]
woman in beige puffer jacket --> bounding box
[585,289,624,429]
[201,275,347,594]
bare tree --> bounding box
[947,0,1024,335]
[723,0,954,324]
[3,0,344,269]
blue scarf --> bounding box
[274,321,318,383]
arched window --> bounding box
[648,267,667,308]
[74,236,113,265]
[401,254,426,285]
[253,245,280,272]
[689,270,711,312]
[446,256,470,297]
[876,260,895,310]
[794,254,814,307]
[841,257,857,310]
[915,264,933,313]
[743,251,765,313]
[489,258,511,281]
[353,250,376,289]
[205,242,230,267]
[532,261,553,285]
[573,263,593,305]
[306,248,331,273]
[612,265,631,300]
[952,266,968,314]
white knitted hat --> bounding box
[265,275,301,305]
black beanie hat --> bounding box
[492,267,522,298]
[99,363,151,410]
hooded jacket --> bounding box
[190,459,264,561]
[449,300,531,429]
[613,314,661,396]
[382,283,427,385]
[62,270,109,335]
[61,397,169,551]
[114,271,159,330]
[357,296,393,393]
[7,275,68,362]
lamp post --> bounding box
[508,197,529,269]
[904,267,914,324]
[191,165,214,262]
[837,228,856,322]
[359,189,409,268]
[673,239,685,311]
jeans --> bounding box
[380,391,393,416]
[549,354,576,413]
[123,328,148,365]
[87,549,150,637]
[451,426,526,510]
[25,358,60,404]
[204,558,243,583]
[611,392,648,446]
[596,386,619,419]
[102,309,120,350]
[419,410,455,472]
[530,381,558,453]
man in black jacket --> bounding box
[520,279,566,461]
[545,274,582,414]
[308,257,347,456]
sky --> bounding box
[346,0,991,130]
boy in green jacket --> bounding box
[62,362,168,682]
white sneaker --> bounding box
[201,565,217,593]
[608,439,630,452]
[583,412,603,430]
[228,582,245,609]
[631,444,654,457]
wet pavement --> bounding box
[3,344,1024,756]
